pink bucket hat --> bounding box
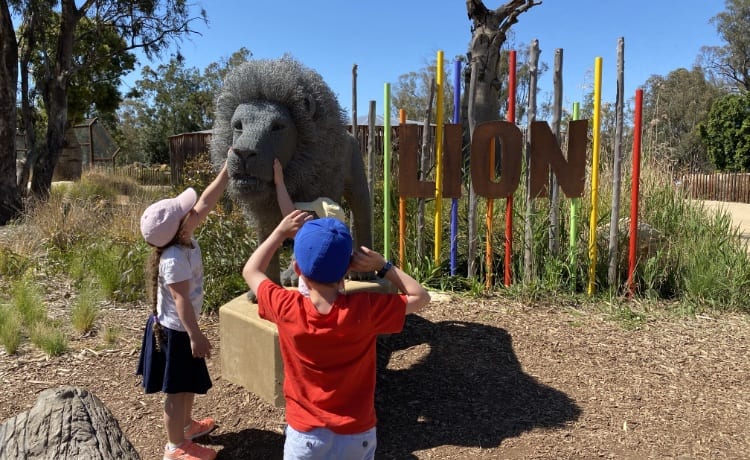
[140,188,198,247]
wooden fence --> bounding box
[680,173,750,203]
[113,165,171,186]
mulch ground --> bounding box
[1,286,749,459]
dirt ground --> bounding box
[1,288,749,459]
[1,202,750,459]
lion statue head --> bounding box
[210,56,372,287]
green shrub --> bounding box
[198,210,257,312]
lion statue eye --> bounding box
[271,121,285,132]
[233,121,243,131]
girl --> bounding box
[137,161,228,460]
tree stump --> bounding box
[0,386,139,460]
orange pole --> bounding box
[504,50,517,286]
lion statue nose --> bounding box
[231,148,256,160]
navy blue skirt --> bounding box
[136,315,212,394]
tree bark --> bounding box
[31,0,82,198]
[0,0,22,224]
[608,38,625,288]
[549,48,563,255]
[523,39,540,284]
[17,3,41,193]
[0,386,139,459]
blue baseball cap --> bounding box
[294,217,353,283]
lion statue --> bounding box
[210,56,372,291]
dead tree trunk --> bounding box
[0,386,139,460]
[465,0,540,278]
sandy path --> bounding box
[699,200,750,244]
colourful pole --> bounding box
[569,102,581,289]
[486,134,495,289]
[504,50,517,287]
[399,109,407,269]
[627,89,644,296]
[434,51,444,264]
[587,57,603,295]
[384,83,392,260]
[451,59,461,276]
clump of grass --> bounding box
[29,321,68,356]
[0,247,30,279]
[102,324,122,347]
[12,274,46,327]
[71,284,101,334]
[0,304,22,354]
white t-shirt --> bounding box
[157,238,203,332]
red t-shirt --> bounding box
[256,279,407,434]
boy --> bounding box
[242,210,430,459]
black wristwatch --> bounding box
[376,261,393,279]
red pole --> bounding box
[627,89,643,296]
[504,50,517,286]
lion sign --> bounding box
[210,56,372,293]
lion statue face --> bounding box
[224,101,297,200]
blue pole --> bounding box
[450,59,461,276]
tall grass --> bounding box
[12,273,46,326]
[2,150,749,320]
[0,304,22,354]
[382,152,750,312]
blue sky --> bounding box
[126,1,726,117]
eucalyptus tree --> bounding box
[0,0,21,225]
[700,0,750,92]
[641,67,722,174]
[118,47,251,165]
[0,0,206,209]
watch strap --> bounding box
[376,261,393,279]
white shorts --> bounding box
[283,425,376,460]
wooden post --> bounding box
[608,38,625,288]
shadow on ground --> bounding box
[206,428,284,459]
[375,315,581,459]
[203,315,580,459]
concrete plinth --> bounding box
[219,280,396,407]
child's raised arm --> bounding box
[194,159,229,222]
[243,209,312,294]
[273,159,295,216]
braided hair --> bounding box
[145,215,189,351]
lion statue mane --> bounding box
[210,56,372,287]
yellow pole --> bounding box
[434,50,444,264]
[587,57,603,295]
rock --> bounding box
[0,386,139,460]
